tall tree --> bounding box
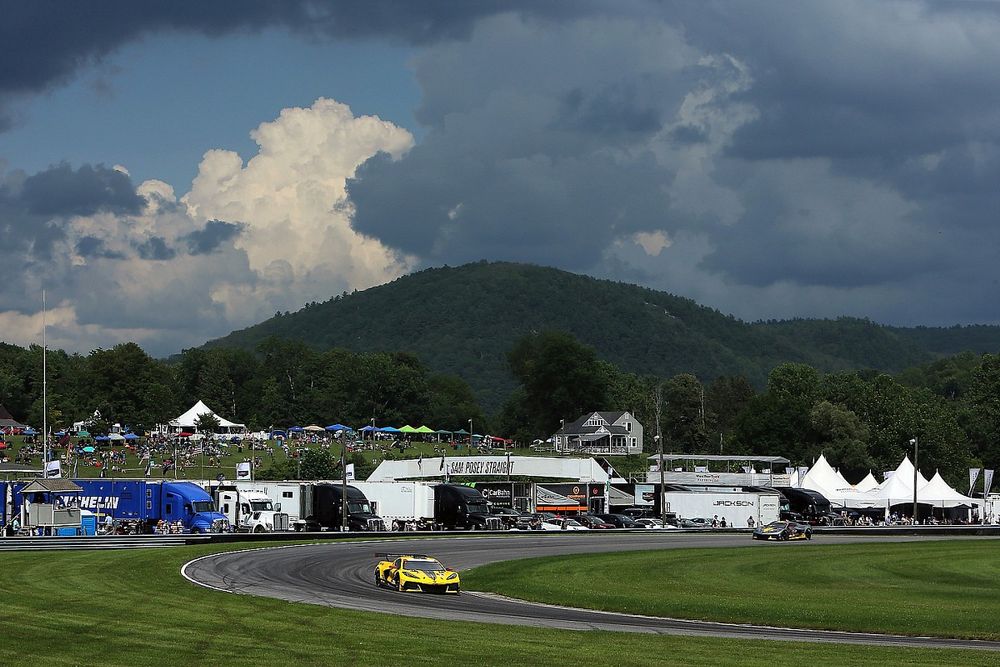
[508,330,610,435]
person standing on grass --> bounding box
[747,515,755,528]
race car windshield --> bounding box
[250,500,273,512]
[406,561,445,573]
[191,501,215,513]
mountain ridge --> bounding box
[201,261,1000,411]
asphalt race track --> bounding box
[182,533,1000,651]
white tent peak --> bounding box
[801,454,854,496]
[855,471,880,493]
[168,400,246,434]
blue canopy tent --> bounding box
[288,426,304,433]
[379,426,402,433]
[94,435,110,442]
[124,433,139,441]
[23,428,38,436]
[325,423,354,432]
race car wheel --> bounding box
[374,572,381,587]
[397,576,404,592]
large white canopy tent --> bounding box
[167,400,246,435]
[799,454,977,517]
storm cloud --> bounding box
[182,220,244,255]
[4,1,1000,357]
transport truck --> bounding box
[661,490,780,528]
[351,481,436,530]
[241,481,385,531]
[3,479,230,534]
[211,485,290,533]
[433,484,503,530]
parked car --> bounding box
[620,507,656,520]
[543,517,589,531]
[634,518,675,529]
[679,517,711,528]
[593,513,641,529]
[576,515,615,529]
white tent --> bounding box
[800,454,845,497]
[855,471,880,493]
[168,400,246,434]
[880,455,930,492]
[918,471,977,508]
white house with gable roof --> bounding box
[552,411,643,455]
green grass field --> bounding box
[0,541,997,666]
[463,540,1000,640]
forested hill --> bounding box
[201,261,1000,410]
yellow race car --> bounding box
[374,553,461,594]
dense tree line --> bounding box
[497,331,992,488]
[3,328,999,490]
[0,339,483,437]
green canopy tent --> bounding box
[398,425,418,434]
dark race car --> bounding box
[752,520,813,541]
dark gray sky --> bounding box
[2,1,999,356]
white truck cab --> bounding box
[215,487,290,532]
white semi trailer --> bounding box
[351,481,436,530]
[662,491,780,527]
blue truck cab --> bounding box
[73,480,230,533]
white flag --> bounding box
[236,461,252,479]
[970,468,981,495]
[45,459,61,478]
[985,469,995,497]
[345,463,355,481]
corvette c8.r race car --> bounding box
[374,553,461,593]
[752,520,813,541]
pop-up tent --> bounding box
[168,400,246,435]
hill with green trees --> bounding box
[202,261,1000,411]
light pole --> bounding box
[910,437,918,524]
[341,436,348,532]
[655,382,665,522]
[370,417,375,444]
[468,419,473,449]
[559,419,565,452]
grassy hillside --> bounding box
[203,262,1000,410]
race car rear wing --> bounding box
[375,552,433,560]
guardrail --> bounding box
[2,524,998,551]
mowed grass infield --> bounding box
[463,539,1000,640]
[0,540,996,666]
